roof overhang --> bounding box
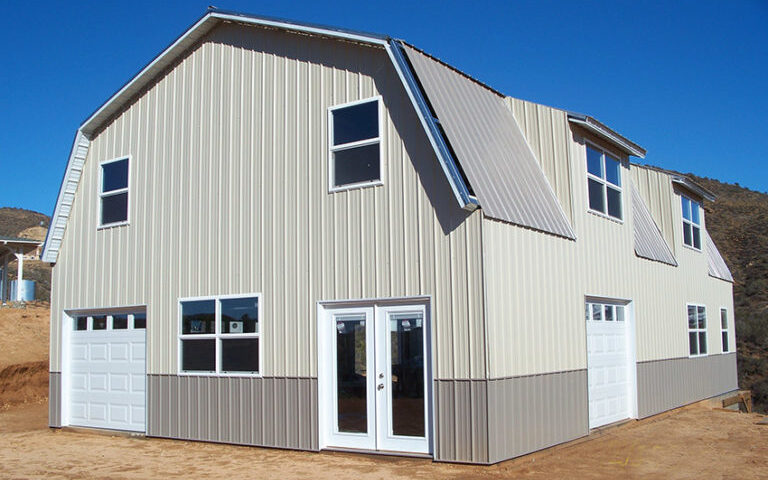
[671,175,716,202]
[0,238,41,260]
[567,112,646,158]
[42,9,477,263]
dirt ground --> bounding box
[0,303,50,411]
[0,303,49,369]
[0,402,766,480]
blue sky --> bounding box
[1,0,766,215]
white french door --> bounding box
[319,302,430,454]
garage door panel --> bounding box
[110,343,130,361]
[68,321,146,433]
[90,343,108,360]
[587,302,633,429]
[110,373,130,392]
[131,374,145,393]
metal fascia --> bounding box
[568,115,646,158]
[386,39,476,210]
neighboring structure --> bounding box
[44,9,737,464]
[1,236,41,303]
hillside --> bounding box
[686,175,768,413]
[0,207,48,238]
[0,207,51,302]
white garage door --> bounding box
[68,312,146,432]
[586,302,633,429]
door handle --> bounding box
[377,383,384,391]
[378,373,384,379]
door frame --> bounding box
[60,306,148,432]
[317,296,433,455]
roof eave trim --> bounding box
[42,130,91,263]
[568,114,646,158]
[386,39,476,210]
[671,176,717,202]
[80,11,391,137]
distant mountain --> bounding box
[686,174,768,413]
[0,207,49,238]
[0,207,51,301]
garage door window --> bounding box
[179,294,261,375]
[72,313,146,331]
[586,302,625,322]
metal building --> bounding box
[44,9,737,464]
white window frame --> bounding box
[720,307,729,353]
[98,155,131,229]
[585,141,624,222]
[178,293,262,377]
[687,303,707,357]
[681,194,702,251]
[71,312,146,331]
[328,96,384,193]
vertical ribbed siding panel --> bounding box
[482,125,736,378]
[48,372,62,427]
[487,370,588,463]
[631,186,677,265]
[630,166,678,256]
[507,97,574,223]
[146,375,318,450]
[434,380,488,464]
[637,353,738,418]
[48,21,486,382]
[402,44,574,239]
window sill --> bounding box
[688,353,709,359]
[587,209,624,224]
[97,221,130,230]
[329,180,384,194]
[682,244,702,253]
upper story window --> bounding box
[720,308,729,353]
[681,195,702,249]
[329,97,382,191]
[179,294,261,375]
[687,304,707,357]
[99,157,129,226]
[586,144,622,220]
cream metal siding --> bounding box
[507,97,575,223]
[631,186,677,265]
[631,165,678,254]
[49,22,486,380]
[483,125,736,378]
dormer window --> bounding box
[586,144,622,220]
[681,195,701,249]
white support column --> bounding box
[15,249,24,302]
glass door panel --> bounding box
[335,315,368,433]
[389,313,425,437]
[376,305,429,454]
[326,307,375,450]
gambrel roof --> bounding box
[43,8,649,261]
